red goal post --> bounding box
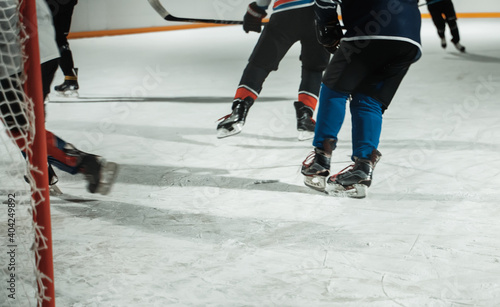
[1,0,55,306]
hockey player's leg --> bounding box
[217,22,291,138]
[51,0,80,96]
[428,9,447,48]
[216,69,261,138]
[326,94,383,198]
[302,139,335,191]
[294,94,317,141]
[294,66,325,141]
[46,130,119,195]
[216,12,298,139]
[441,1,465,52]
[446,18,465,52]
[54,68,79,97]
[296,25,330,141]
[302,85,348,191]
[216,64,262,138]
[217,95,255,138]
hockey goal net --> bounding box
[1,0,55,306]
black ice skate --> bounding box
[54,68,79,96]
[301,139,336,192]
[326,149,382,198]
[453,42,466,53]
[216,97,254,138]
[440,37,447,49]
[79,155,119,195]
[294,101,315,141]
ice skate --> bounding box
[48,164,63,196]
[326,149,382,198]
[294,101,315,141]
[216,97,254,138]
[301,139,336,192]
[23,164,63,196]
[54,68,79,97]
[440,37,447,49]
[49,184,63,196]
[79,155,119,195]
[54,78,79,96]
[453,42,466,53]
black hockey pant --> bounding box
[239,6,330,100]
[428,1,461,43]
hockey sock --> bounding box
[64,75,78,81]
[447,19,460,43]
[238,63,270,95]
[350,94,383,161]
[46,130,81,174]
[234,85,258,101]
[298,92,318,110]
[59,44,76,77]
[312,84,349,149]
[299,67,323,107]
[437,28,445,38]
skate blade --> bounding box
[325,183,367,198]
[217,123,243,139]
[298,130,314,141]
[303,175,326,192]
[49,184,63,196]
[95,162,119,195]
[55,89,79,98]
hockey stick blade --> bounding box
[148,0,244,25]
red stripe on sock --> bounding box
[46,130,79,167]
[299,93,317,110]
[235,87,258,101]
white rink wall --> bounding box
[70,0,253,32]
[70,0,500,32]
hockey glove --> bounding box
[315,19,343,53]
[243,2,267,33]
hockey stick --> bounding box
[148,0,245,25]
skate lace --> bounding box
[302,151,316,168]
[329,164,354,180]
[217,114,231,122]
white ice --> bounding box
[2,18,500,306]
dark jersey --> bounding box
[315,0,421,49]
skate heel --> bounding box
[351,184,368,198]
[303,175,326,192]
[325,182,367,198]
[95,162,119,195]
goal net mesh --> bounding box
[1,0,54,306]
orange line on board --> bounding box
[67,13,500,39]
[67,23,230,39]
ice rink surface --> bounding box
[2,18,500,306]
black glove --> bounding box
[243,2,267,33]
[315,19,343,53]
